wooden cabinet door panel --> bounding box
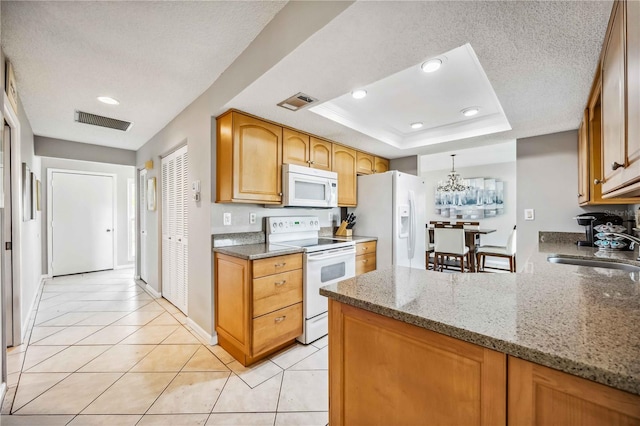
[329,300,506,426]
[252,303,303,355]
[233,114,282,202]
[508,356,640,425]
[252,269,302,318]
[374,157,389,173]
[578,110,590,204]
[333,145,357,206]
[356,152,374,175]
[602,1,626,194]
[214,254,250,352]
[624,0,640,186]
[252,253,303,278]
[310,137,332,171]
[283,128,310,167]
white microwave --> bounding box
[281,163,338,208]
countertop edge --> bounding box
[319,288,640,396]
[212,246,304,260]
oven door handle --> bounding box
[307,249,356,261]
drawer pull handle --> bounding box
[274,262,286,267]
[274,316,286,323]
[363,259,368,263]
[274,280,286,286]
[611,161,625,171]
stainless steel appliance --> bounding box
[267,216,355,344]
[280,164,338,208]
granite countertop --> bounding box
[330,235,378,243]
[320,242,640,395]
[213,244,303,260]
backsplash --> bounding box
[212,227,335,248]
[539,231,585,245]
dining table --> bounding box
[426,225,497,272]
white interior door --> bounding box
[51,172,114,276]
[2,121,12,347]
[139,169,147,283]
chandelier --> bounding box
[437,154,470,192]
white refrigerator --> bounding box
[352,171,426,270]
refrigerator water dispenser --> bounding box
[398,204,410,238]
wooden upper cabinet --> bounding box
[282,128,310,167]
[374,157,390,173]
[356,152,375,175]
[601,1,627,194]
[508,356,640,425]
[622,0,640,192]
[216,111,283,204]
[332,145,357,206]
[310,137,332,171]
[578,110,590,205]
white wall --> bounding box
[421,162,517,248]
[516,130,633,262]
[39,158,135,272]
[135,1,352,339]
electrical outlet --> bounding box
[223,212,231,226]
[250,213,257,224]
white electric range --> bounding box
[266,216,355,344]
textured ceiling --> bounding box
[1,1,286,150]
[225,1,613,159]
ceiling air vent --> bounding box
[277,92,318,111]
[74,110,133,131]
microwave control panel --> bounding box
[266,216,320,234]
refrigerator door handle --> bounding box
[408,190,416,260]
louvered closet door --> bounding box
[161,146,188,314]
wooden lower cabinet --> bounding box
[214,252,303,366]
[355,241,376,275]
[508,357,640,425]
[329,300,506,426]
[328,299,640,425]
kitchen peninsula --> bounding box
[321,242,640,425]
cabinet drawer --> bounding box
[356,253,376,276]
[253,269,302,318]
[252,303,303,355]
[356,241,376,256]
[253,254,302,278]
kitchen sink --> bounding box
[547,256,640,272]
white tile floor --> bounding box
[1,269,328,425]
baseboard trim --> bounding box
[144,284,162,299]
[0,382,7,406]
[186,318,218,345]
[114,264,135,270]
[21,275,47,342]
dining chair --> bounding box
[476,226,517,272]
[426,221,448,269]
[433,224,470,273]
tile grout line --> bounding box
[274,371,286,426]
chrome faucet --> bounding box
[608,233,640,261]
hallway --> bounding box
[1,269,328,425]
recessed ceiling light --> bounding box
[351,89,367,99]
[461,107,480,117]
[421,58,442,73]
[97,96,120,105]
[410,122,423,129]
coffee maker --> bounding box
[574,212,625,246]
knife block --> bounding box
[335,221,352,236]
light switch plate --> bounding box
[524,209,535,221]
[223,212,231,226]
